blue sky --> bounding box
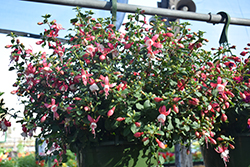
[1,0,250,49]
[0,0,250,110]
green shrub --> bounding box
[0,159,16,167]
[16,154,38,167]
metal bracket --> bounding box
[110,0,117,26]
[217,11,231,45]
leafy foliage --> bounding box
[5,7,250,166]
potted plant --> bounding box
[201,44,250,167]
[3,7,250,166]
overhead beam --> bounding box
[22,0,250,26]
[0,28,67,43]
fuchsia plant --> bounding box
[3,7,250,166]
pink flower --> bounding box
[210,77,227,92]
[59,82,68,92]
[100,75,116,99]
[157,105,171,125]
[88,115,101,138]
[144,34,163,49]
[44,98,59,120]
[215,145,229,166]
[40,59,52,73]
[86,44,95,54]
[80,69,93,86]
[107,106,115,117]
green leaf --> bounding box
[157,131,164,136]
[123,126,131,136]
[195,91,202,97]
[125,117,132,124]
[42,14,51,18]
[212,88,218,97]
[136,103,144,110]
[133,112,141,121]
[169,79,177,86]
[192,121,199,128]
[144,100,151,108]
[130,123,139,133]
[167,120,173,130]
[143,138,149,146]
[76,110,82,115]
[183,125,190,131]
[159,155,165,165]
[105,119,119,131]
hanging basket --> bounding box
[77,141,158,167]
[201,133,250,167]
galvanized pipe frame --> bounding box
[22,0,250,26]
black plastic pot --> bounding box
[77,141,158,167]
[202,134,250,167]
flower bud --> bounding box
[221,113,227,122]
[135,122,141,127]
[173,105,179,113]
[5,45,12,48]
[155,138,166,149]
[116,117,125,122]
[142,137,149,142]
[229,143,235,149]
[217,137,223,141]
[154,97,163,102]
[107,107,115,117]
[134,132,144,138]
[208,137,217,145]
[240,51,248,56]
[41,114,47,123]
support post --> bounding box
[175,143,193,167]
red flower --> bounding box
[240,51,248,56]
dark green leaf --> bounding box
[9,67,15,71]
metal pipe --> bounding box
[0,28,67,43]
[22,0,250,26]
